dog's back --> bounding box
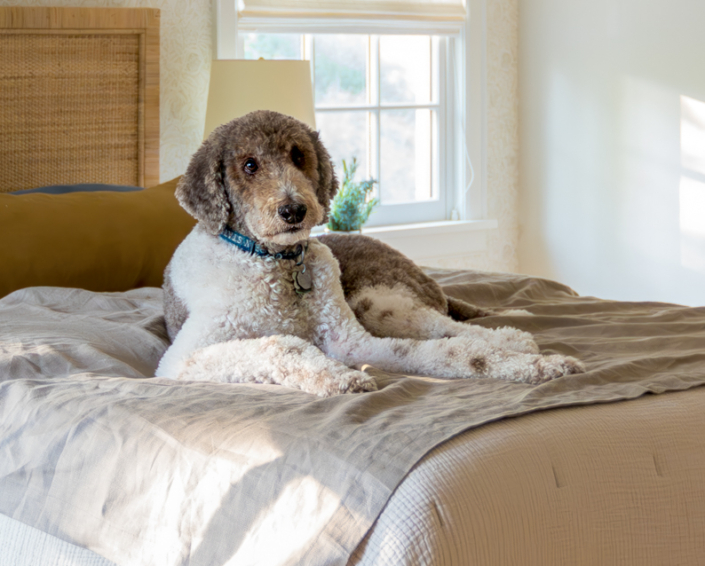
[319,233,490,322]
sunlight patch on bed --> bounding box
[148,429,285,564]
[229,476,343,565]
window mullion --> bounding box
[305,35,315,105]
[369,35,380,195]
[429,36,434,103]
[428,36,434,199]
[436,37,444,208]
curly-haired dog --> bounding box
[156,110,584,396]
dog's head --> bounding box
[176,110,338,247]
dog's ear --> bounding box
[175,137,231,234]
[308,129,339,220]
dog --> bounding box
[156,110,585,396]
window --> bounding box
[239,33,444,226]
[213,0,483,233]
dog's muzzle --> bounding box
[278,203,307,224]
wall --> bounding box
[518,0,705,305]
[1,0,213,183]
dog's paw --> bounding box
[529,354,585,384]
[337,371,378,395]
[307,369,378,397]
[460,352,585,385]
[490,352,585,385]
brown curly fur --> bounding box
[176,110,338,246]
[320,233,492,321]
[318,233,448,312]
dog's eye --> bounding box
[243,158,258,175]
[291,146,305,169]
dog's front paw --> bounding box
[337,370,378,395]
[469,350,585,385]
[490,352,585,385]
[529,354,585,384]
[305,368,377,397]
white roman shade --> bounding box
[236,0,467,34]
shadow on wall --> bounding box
[526,71,705,303]
[616,78,705,298]
[616,78,705,299]
[518,0,705,306]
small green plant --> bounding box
[327,158,378,232]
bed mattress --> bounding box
[351,386,705,565]
[0,512,114,566]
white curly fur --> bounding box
[157,226,585,396]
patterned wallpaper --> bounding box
[4,0,520,273]
[486,0,520,274]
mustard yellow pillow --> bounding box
[0,177,196,298]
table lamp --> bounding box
[203,59,316,140]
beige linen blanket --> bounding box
[0,271,704,566]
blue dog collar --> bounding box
[219,227,306,262]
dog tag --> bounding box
[293,268,312,294]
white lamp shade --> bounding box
[203,59,316,140]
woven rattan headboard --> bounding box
[0,7,159,192]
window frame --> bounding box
[238,32,448,226]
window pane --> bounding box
[316,111,369,184]
[380,109,433,203]
[242,33,302,60]
[314,35,367,106]
[380,36,432,105]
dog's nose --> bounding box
[278,203,307,224]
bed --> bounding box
[2,7,705,566]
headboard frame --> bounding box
[0,7,160,192]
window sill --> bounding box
[314,219,498,263]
